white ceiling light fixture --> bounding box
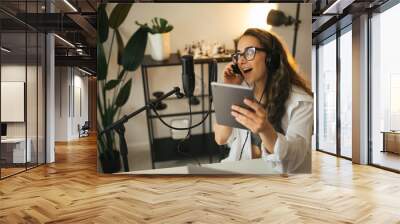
[63,0,78,12]
[54,34,75,48]
[1,47,11,53]
[78,67,93,76]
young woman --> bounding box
[214,28,313,173]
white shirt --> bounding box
[221,86,314,173]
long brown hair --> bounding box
[240,28,312,133]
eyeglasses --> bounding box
[231,47,268,63]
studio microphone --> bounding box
[210,59,218,83]
[181,55,195,97]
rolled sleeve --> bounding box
[265,100,313,172]
[226,128,239,147]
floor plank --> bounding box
[0,135,399,223]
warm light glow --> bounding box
[248,4,278,30]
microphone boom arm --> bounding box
[100,87,183,136]
[99,87,183,172]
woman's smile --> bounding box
[241,66,253,79]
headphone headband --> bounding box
[266,35,280,74]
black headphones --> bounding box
[265,36,281,74]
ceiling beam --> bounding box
[66,13,96,46]
[322,0,356,14]
[55,55,96,69]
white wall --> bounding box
[1,64,46,164]
[73,73,89,137]
[103,3,312,169]
[55,67,68,141]
[1,65,34,137]
[55,67,89,141]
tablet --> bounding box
[211,82,254,129]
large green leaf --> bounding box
[122,28,148,71]
[109,4,132,29]
[103,106,118,152]
[116,79,132,107]
[97,40,108,81]
[104,79,120,90]
[104,106,118,126]
[115,29,124,65]
[98,4,109,43]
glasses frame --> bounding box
[231,47,268,63]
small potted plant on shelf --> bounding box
[136,17,174,61]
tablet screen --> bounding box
[211,82,254,129]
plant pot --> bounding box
[149,32,171,61]
[99,150,121,173]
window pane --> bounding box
[1,31,28,177]
[371,3,400,171]
[340,29,352,158]
[317,37,337,154]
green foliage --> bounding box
[109,4,132,29]
[97,39,107,81]
[122,28,148,71]
[98,4,109,43]
[104,79,121,90]
[115,30,124,65]
[135,17,173,34]
[115,79,132,107]
[97,3,149,159]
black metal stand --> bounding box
[100,87,183,172]
[292,3,301,57]
[114,125,129,172]
[141,54,230,168]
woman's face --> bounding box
[237,35,268,85]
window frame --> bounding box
[315,22,353,160]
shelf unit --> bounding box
[140,53,231,168]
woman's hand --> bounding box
[231,98,277,153]
[223,62,243,85]
[231,98,270,134]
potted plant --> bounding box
[97,3,149,173]
[136,17,174,61]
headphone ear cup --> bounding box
[267,36,281,74]
[265,55,271,70]
[270,52,280,72]
[266,52,280,74]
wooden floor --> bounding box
[372,150,400,171]
[1,163,44,178]
[1,167,26,178]
[1,136,400,223]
